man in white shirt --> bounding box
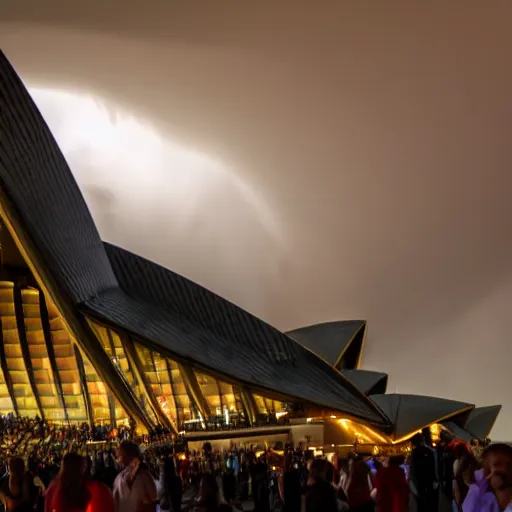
[113,441,158,512]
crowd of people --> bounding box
[325,430,512,512]
[0,414,510,512]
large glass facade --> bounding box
[20,288,63,421]
[45,301,88,422]
[167,359,195,427]
[135,343,177,426]
[0,281,39,417]
[0,282,15,414]
[88,321,157,425]
[0,283,290,429]
[77,345,128,426]
[253,394,286,416]
[0,242,287,430]
[194,372,245,427]
[82,322,271,431]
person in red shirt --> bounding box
[374,457,409,512]
[45,453,115,512]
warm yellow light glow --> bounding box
[276,411,288,419]
[359,424,390,445]
[337,418,392,445]
[430,423,441,443]
[392,432,418,445]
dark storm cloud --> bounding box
[1,1,511,438]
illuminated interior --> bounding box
[21,287,63,421]
[253,394,286,416]
[167,359,195,426]
[134,342,178,426]
[0,281,40,417]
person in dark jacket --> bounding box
[250,456,270,512]
[222,467,237,506]
[279,455,302,512]
[159,458,182,512]
[409,433,438,512]
[305,459,338,512]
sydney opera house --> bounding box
[0,50,501,452]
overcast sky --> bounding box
[1,1,511,439]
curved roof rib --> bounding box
[0,50,389,427]
[286,320,366,370]
[341,370,388,396]
[370,393,474,441]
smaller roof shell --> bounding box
[370,393,474,441]
[286,320,366,370]
[341,369,388,396]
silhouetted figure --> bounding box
[305,459,337,512]
[159,458,182,512]
[280,455,302,512]
[193,474,232,512]
[222,467,237,506]
[409,434,438,512]
[250,457,269,512]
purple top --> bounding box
[462,469,512,512]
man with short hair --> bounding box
[113,441,157,512]
[463,443,512,512]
